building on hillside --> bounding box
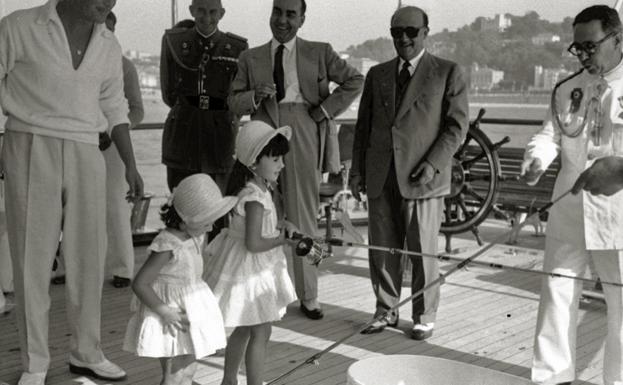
[428,40,456,57]
[532,33,561,46]
[125,50,157,61]
[477,14,512,32]
[469,63,504,91]
[135,64,160,89]
[532,65,573,91]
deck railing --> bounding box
[132,116,545,130]
[128,115,545,243]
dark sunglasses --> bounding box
[390,26,424,39]
[567,32,618,57]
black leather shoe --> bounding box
[112,276,131,288]
[410,327,433,340]
[361,317,398,334]
[51,275,65,285]
[361,319,388,334]
[556,382,572,385]
[300,303,324,320]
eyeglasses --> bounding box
[390,26,425,39]
[568,32,617,57]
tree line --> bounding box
[345,11,579,91]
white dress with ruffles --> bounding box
[123,230,226,358]
[204,182,297,326]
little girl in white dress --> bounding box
[204,121,298,385]
[123,174,237,385]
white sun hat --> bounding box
[172,174,238,228]
[235,120,291,167]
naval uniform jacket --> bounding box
[160,28,248,173]
[525,60,623,250]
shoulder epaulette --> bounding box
[165,27,190,35]
[225,31,248,43]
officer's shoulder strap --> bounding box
[224,31,248,44]
[165,27,190,35]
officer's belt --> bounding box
[177,95,228,111]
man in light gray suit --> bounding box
[228,0,363,319]
[351,6,468,339]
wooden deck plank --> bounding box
[0,224,609,385]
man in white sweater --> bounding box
[0,1,143,384]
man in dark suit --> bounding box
[350,6,468,339]
[228,0,363,320]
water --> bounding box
[0,91,547,231]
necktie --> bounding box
[396,61,411,109]
[274,44,285,102]
[398,61,411,91]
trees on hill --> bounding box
[344,11,578,90]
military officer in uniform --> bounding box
[160,0,248,192]
[521,5,623,385]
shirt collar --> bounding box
[196,27,217,40]
[271,37,297,53]
[398,49,426,74]
[36,0,113,39]
[36,0,61,25]
[603,55,623,83]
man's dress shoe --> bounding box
[361,317,398,334]
[300,303,324,320]
[69,356,127,381]
[411,323,434,340]
[112,276,131,288]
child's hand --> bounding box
[280,220,300,239]
[159,306,189,337]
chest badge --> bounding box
[569,88,583,114]
[617,96,623,119]
[181,41,191,56]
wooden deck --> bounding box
[0,220,608,385]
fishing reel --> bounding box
[289,233,331,266]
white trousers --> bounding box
[103,143,134,279]
[532,237,623,385]
[2,131,107,373]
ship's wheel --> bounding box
[440,109,506,252]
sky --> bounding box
[1,0,613,55]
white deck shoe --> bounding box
[17,372,46,385]
[69,356,127,381]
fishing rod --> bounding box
[326,239,622,288]
[266,189,572,385]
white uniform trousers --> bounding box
[103,143,134,280]
[532,237,623,385]
[2,131,107,373]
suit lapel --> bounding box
[252,42,280,127]
[394,52,434,123]
[379,59,398,122]
[296,38,316,103]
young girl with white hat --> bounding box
[204,120,299,385]
[123,174,237,385]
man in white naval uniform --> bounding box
[522,5,623,385]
